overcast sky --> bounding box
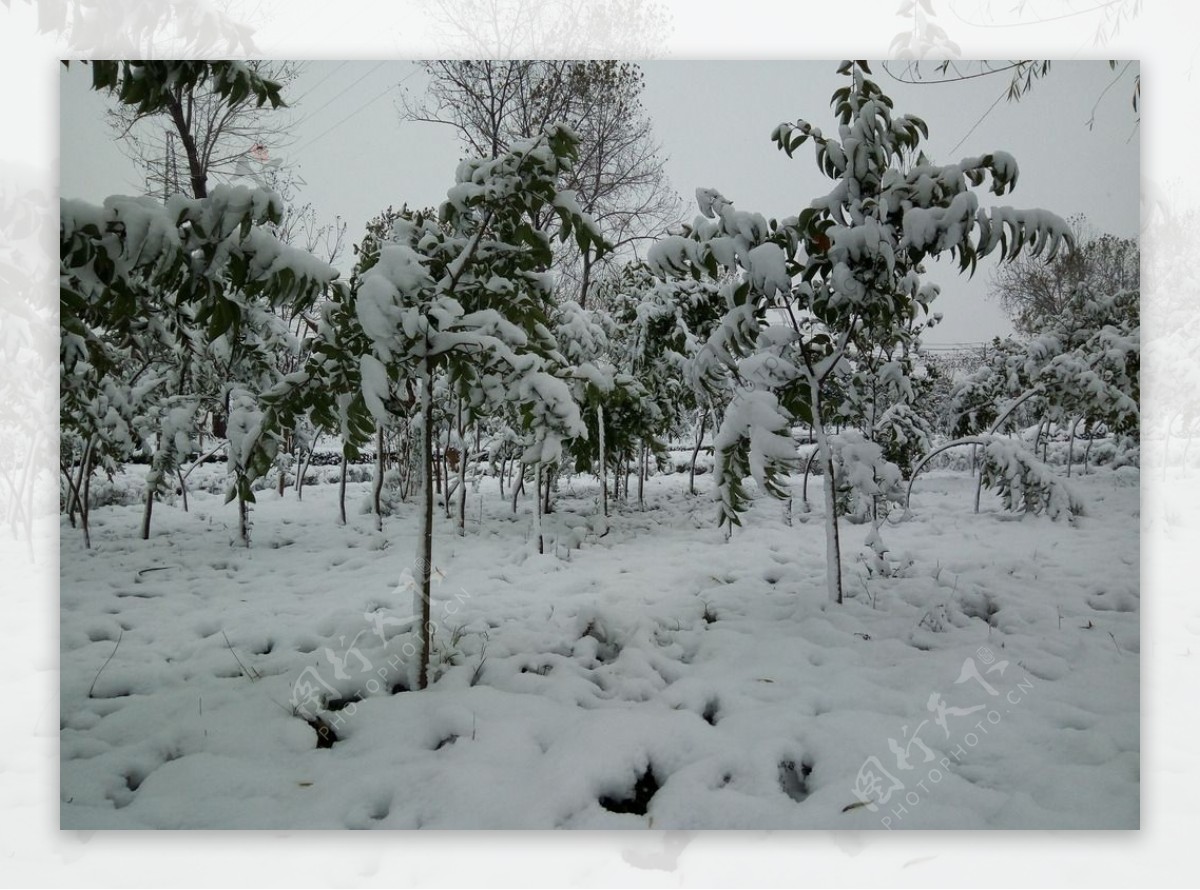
[59,60,1138,346]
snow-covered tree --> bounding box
[60,184,336,546]
[360,129,605,685]
[553,299,618,516]
[249,125,606,688]
[947,284,1139,484]
[604,262,731,495]
[833,311,942,478]
[61,62,339,547]
[648,60,1073,603]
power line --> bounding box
[948,85,1008,155]
[293,83,395,153]
[293,66,421,154]
[291,61,388,132]
[290,61,348,105]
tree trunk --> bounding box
[140,475,156,540]
[1067,417,1082,477]
[65,447,84,525]
[81,450,93,550]
[296,441,315,501]
[338,452,348,526]
[66,439,95,549]
[373,425,385,532]
[535,462,544,555]
[414,358,435,690]
[177,468,188,513]
[638,441,646,510]
[598,403,608,518]
[809,386,842,605]
[396,428,411,502]
[442,407,456,520]
[67,437,93,523]
[689,410,708,496]
[238,492,250,547]
[511,461,524,514]
[1084,428,1095,475]
[63,470,76,529]
[456,404,467,537]
[578,250,593,311]
[166,92,209,199]
[801,450,819,511]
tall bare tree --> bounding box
[425,0,670,58]
[402,60,680,308]
[106,59,303,200]
[989,215,1139,337]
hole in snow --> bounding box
[305,715,338,749]
[702,698,720,726]
[434,734,458,751]
[599,765,659,816]
[581,620,622,665]
[778,759,812,803]
[390,681,409,695]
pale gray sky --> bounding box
[59,60,1138,346]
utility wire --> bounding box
[291,61,387,132]
[294,66,422,154]
[290,61,348,105]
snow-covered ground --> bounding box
[60,465,1139,829]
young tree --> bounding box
[946,286,1139,483]
[649,60,1073,604]
[606,262,730,496]
[60,185,337,545]
[247,125,606,689]
[62,59,333,547]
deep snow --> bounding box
[60,463,1138,828]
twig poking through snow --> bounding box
[1108,631,1122,655]
[88,630,123,698]
[222,630,262,680]
[136,565,178,577]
